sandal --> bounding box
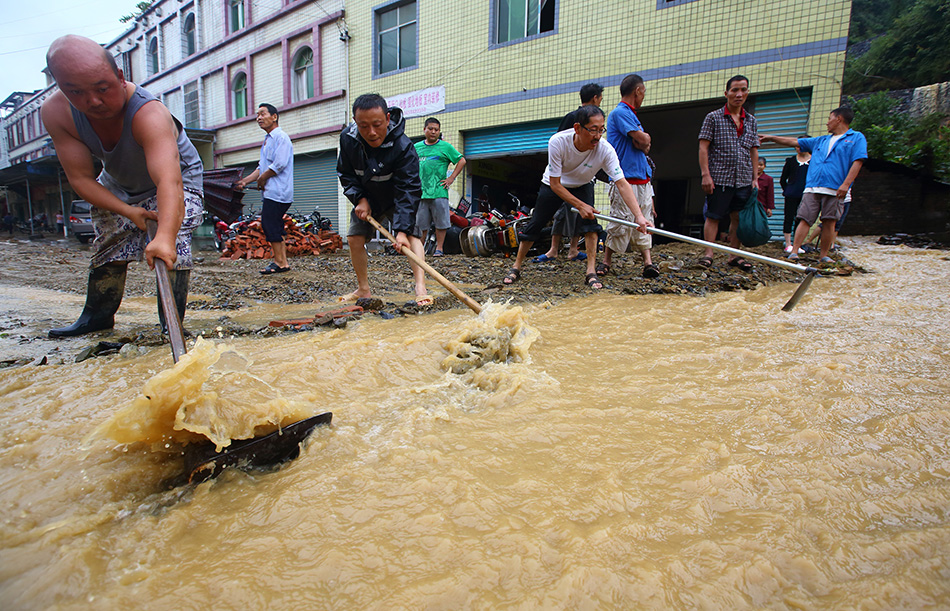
[502,268,521,285]
[695,256,713,269]
[584,273,603,289]
[433,250,444,257]
[415,294,434,306]
[260,262,291,274]
[728,257,753,271]
[533,254,556,263]
[570,252,587,261]
[595,262,610,276]
[642,264,660,278]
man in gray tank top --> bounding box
[42,35,205,337]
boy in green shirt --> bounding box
[413,117,466,256]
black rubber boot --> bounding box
[49,262,128,337]
[158,269,190,333]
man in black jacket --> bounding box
[337,94,429,304]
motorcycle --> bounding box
[298,209,332,234]
[459,202,533,258]
[212,215,230,251]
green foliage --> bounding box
[849,93,950,181]
[844,0,950,93]
[120,1,155,24]
[849,0,911,44]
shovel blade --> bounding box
[782,269,818,312]
[164,412,333,488]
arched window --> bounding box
[229,0,245,33]
[292,47,314,102]
[183,13,196,56]
[148,37,159,76]
[232,72,248,119]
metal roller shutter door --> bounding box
[292,151,339,232]
[463,119,561,158]
[753,89,812,239]
[227,150,339,231]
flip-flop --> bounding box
[502,268,521,285]
[433,250,444,257]
[533,254,556,263]
[571,252,588,261]
[260,262,291,274]
[337,291,367,303]
[584,273,603,289]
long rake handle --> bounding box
[581,210,819,311]
[584,210,812,274]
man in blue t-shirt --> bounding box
[604,74,658,278]
[762,106,867,263]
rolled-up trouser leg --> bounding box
[49,262,128,337]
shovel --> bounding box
[146,220,187,362]
[576,210,818,311]
[366,214,483,314]
[145,220,331,486]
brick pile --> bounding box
[221,216,344,260]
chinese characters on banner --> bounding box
[385,86,446,119]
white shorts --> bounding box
[606,181,653,253]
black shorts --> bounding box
[704,185,752,220]
[519,183,600,242]
[261,198,292,242]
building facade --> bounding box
[114,0,350,229]
[344,0,853,238]
[1,0,350,231]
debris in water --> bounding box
[442,300,540,374]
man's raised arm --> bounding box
[131,101,187,269]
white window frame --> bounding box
[373,0,417,78]
[292,46,315,102]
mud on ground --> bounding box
[0,234,862,367]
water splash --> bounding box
[85,337,315,451]
[441,300,540,374]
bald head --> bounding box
[47,35,120,83]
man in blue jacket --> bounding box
[337,94,428,304]
[762,106,867,263]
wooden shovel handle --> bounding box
[365,215,482,315]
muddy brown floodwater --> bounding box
[2,234,949,609]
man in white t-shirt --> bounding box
[501,105,651,289]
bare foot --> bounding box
[338,290,371,303]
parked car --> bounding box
[68,200,95,243]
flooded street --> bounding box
[2,237,949,609]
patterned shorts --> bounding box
[606,181,654,253]
[90,188,205,269]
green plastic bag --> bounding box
[737,187,772,247]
